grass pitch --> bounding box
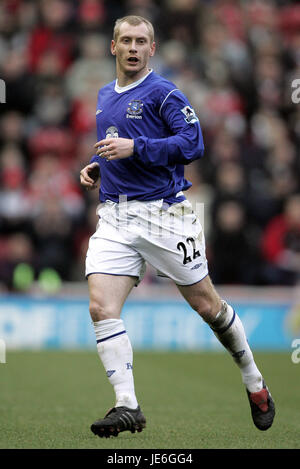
[0,350,299,449]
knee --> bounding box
[191,296,222,323]
[89,300,119,322]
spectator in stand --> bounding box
[267,139,300,207]
[1,47,36,115]
[77,0,108,34]
[66,33,114,100]
[126,0,160,26]
[261,193,300,286]
[211,161,247,221]
[28,0,74,75]
[0,233,34,291]
[27,152,84,220]
[202,129,242,185]
[29,195,74,280]
[209,200,261,285]
[0,143,30,233]
[33,78,70,128]
[158,0,201,46]
[66,33,114,135]
[0,111,30,166]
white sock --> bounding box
[210,301,263,393]
[93,318,138,409]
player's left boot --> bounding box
[246,380,275,431]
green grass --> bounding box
[0,350,299,449]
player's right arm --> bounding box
[79,162,100,190]
[80,88,102,190]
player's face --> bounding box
[111,22,155,81]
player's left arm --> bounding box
[132,90,204,166]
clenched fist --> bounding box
[80,162,100,190]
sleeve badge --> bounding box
[181,106,199,124]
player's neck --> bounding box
[116,67,151,88]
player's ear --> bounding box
[111,40,116,56]
[149,41,156,57]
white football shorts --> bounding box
[85,198,209,286]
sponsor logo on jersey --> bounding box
[181,106,199,124]
[127,100,143,119]
[106,126,119,138]
[106,370,116,377]
[96,109,103,115]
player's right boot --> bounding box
[246,380,275,431]
[91,405,146,438]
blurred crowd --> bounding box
[0,0,300,292]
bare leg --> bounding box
[88,274,139,408]
[177,275,263,392]
[177,275,222,323]
[88,273,136,321]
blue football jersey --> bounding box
[90,70,204,204]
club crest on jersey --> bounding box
[181,106,198,124]
[127,100,143,119]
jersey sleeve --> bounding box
[133,89,204,166]
[90,154,99,164]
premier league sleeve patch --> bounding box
[181,106,199,124]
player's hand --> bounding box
[94,138,134,161]
[80,162,100,190]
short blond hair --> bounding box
[113,15,154,43]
